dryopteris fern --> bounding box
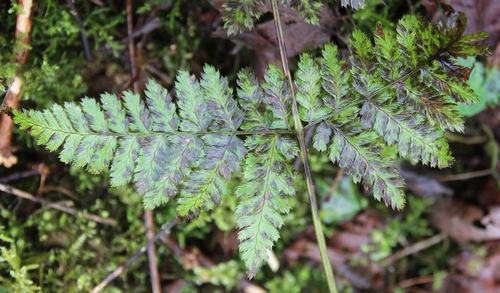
[13,12,488,278]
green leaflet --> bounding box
[222,0,263,36]
[12,11,488,279]
[341,0,366,10]
[235,134,298,278]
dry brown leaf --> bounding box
[210,0,336,79]
[399,164,454,198]
[430,199,500,242]
[437,252,500,292]
[283,210,385,290]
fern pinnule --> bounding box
[262,65,293,130]
[296,53,331,122]
[237,69,270,131]
[178,65,247,217]
[222,0,263,35]
[235,134,298,278]
[320,43,354,111]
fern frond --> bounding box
[347,13,488,166]
[303,11,488,208]
[12,9,489,279]
[235,134,298,278]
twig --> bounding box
[380,232,447,267]
[126,0,139,94]
[405,0,415,15]
[394,275,435,291]
[0,0,33,168]
[67,0,92,61]
[438,169,492,182]
[0,183,115,226]
[145,210,161,293]
[42,186,79,201]
[326,170,343,201]
[444,131,488,145]
[90,218,178,293]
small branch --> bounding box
[126,0,139,93]
[394,275,436,291]
[145,210,161,293]
[90,219,178,293]
[0,183,115,226]
[438,169,492,182]
[380,232,447,267]
[0,0,34,167]
[42,186,79,201]
[444,131,488,145]
[67,0,92,61]
[326,170,343,201]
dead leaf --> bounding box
[437,252,500,292]
[430,199,500,242]
[399,164,454,198]
[210,0,336,79]
[283,210,385,290]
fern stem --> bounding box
[271,1,338,292]
[20,127,295,138]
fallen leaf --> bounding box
[430,199,500,242]
[210,0,336,79]
[283,210,385,290]
[438,252,500,292]
[399,164,454,198]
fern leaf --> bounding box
[236,134,298,278]
[145,80,179,133]
[109,136,140,187]
[141,81,186,208]
[320,43,354,111]
[178,66,246,217]
[237,69,271,131]
[12,10,489,279]
[262,65,293,130]
[296,53,331,122]
[326,119,406,209]
[122,91,151,133]
[125,87,170,206]
[176,71,212,132]
[222,0,263,35]
[222,0,322,35]
[281,0,323,25]
[349,28,453,167]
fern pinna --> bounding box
[13,12,488,277]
